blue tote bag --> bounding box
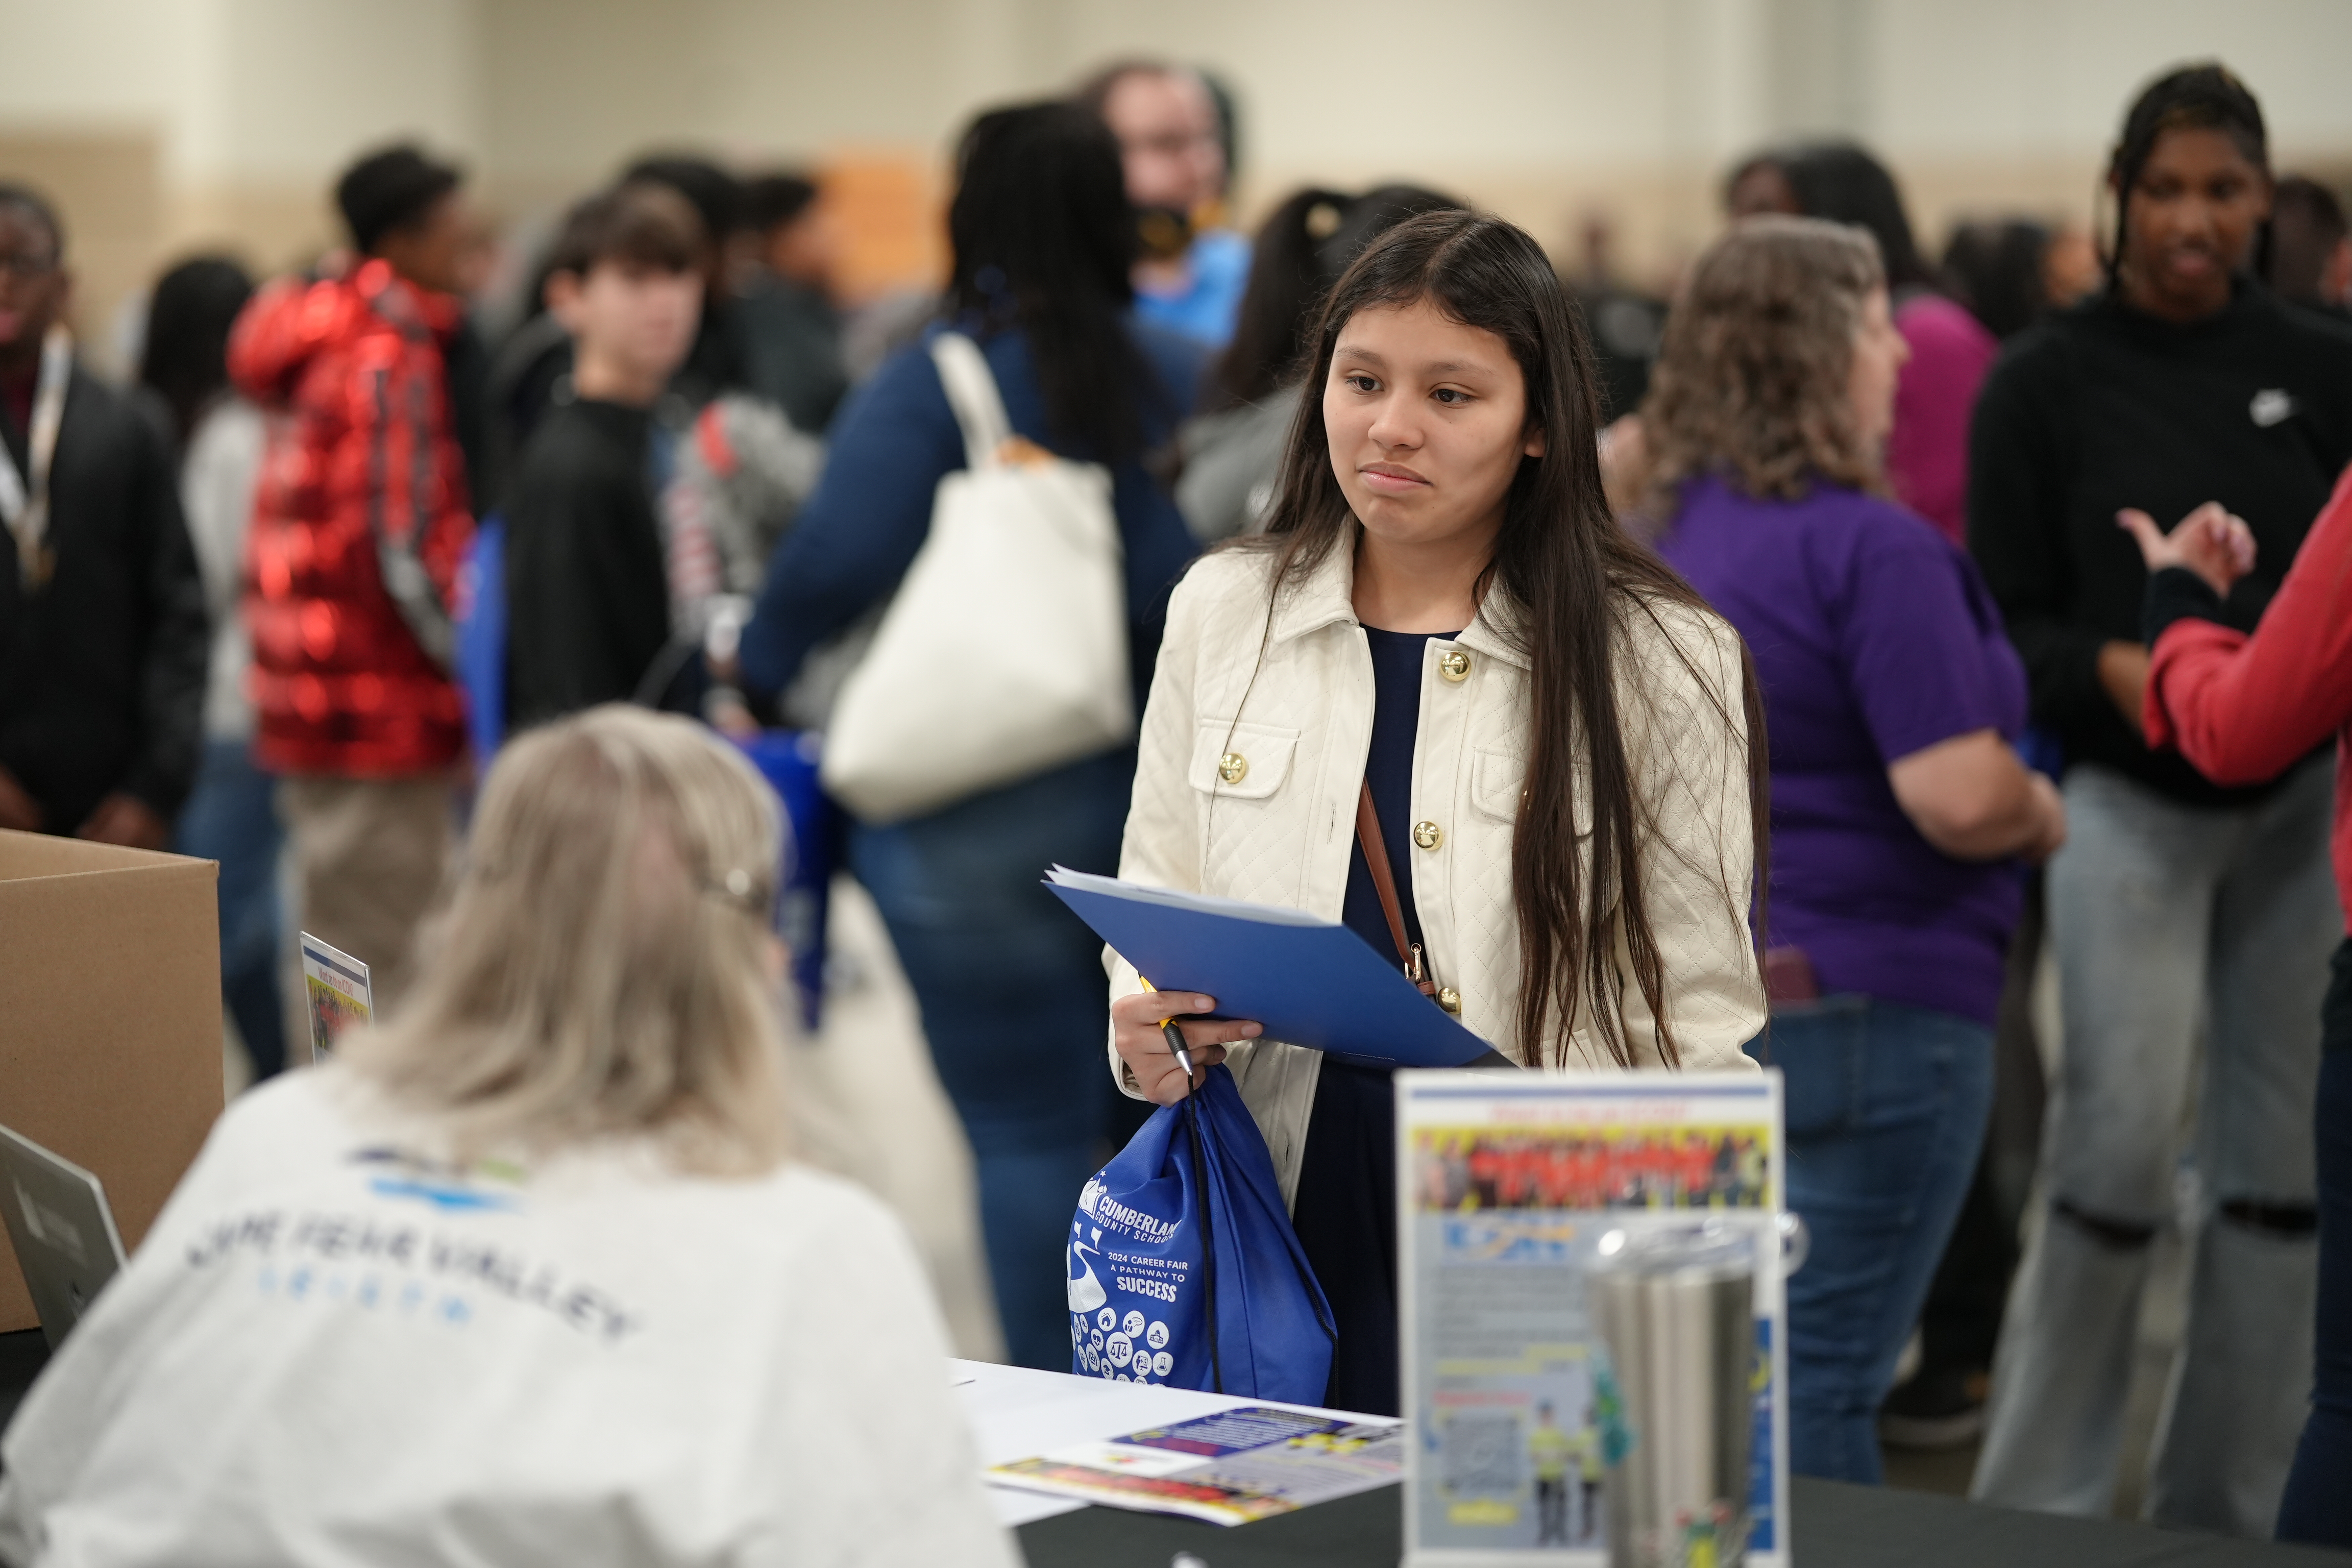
[1066,1065,1335,1403]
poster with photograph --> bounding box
[300,932,373,1063]
[1398,1071,1790,1567]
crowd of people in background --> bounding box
[0,44,2349,1560]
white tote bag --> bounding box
[819,333,1134,823]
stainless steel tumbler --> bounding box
[1586,1226,1756,1568]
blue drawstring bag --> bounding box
[1067,1065,1335,1402]
[453,513,508,763]
[731,730,837,1032]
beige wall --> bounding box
[4,0,2352,365]
[0,131,162,370]
[0,0,482,367]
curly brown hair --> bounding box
[1636,215,1885,514]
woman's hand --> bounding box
[1110,989,1261,1106]
[2117,502,2257,598]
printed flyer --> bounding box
[1397,1071,1790,1566]
[301,933,373,1063]
[989,1405,1403,1526]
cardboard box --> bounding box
[0,830,223,1331]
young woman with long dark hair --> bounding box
[1968,64,2352,1533]
[737,102,1204,1373]
[1178,183,1463,542]
[1107,210,1769,1416]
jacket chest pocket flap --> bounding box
[1473,747,1589,837]
[1188,720,1300,799]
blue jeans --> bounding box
[173,736,288,1079]
[2278,938,2352,1545]
[849,749,1134,1370]
[1974,761,2332,1533]
[1755,994,1993,1483]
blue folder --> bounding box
[1043,867,1506,1069]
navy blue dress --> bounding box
[1289,625,1455,1417]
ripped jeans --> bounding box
[1973,759,2338,1536]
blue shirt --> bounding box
[1658,476,2029,1026]
[1133,230,1252,349]
[739,320,1205,710]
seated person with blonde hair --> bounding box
[0,706,1017,1568]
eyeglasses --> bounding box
[1121,130,1220,161]
[0,252,59,281]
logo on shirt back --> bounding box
[2250,388,2297,427]
[348,1147,521,1213]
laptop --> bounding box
[0,1123,129,1352]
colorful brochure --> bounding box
[988,1405,1404,1526]
[1398,1070,1792,1566]
[300,932,373,1063]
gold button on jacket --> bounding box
[1438,987,1462,1014]
[1217,752,1248,785]
[1437,649,1472,682]
[1412,820,1443,851]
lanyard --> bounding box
[0,324,71,591]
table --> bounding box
[968,1361,2352,1568]
[6,1332,2350,1565]
[1016,1477,2352,1568]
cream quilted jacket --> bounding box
[1106,532,1766,1208]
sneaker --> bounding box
[1878,1363,1989,1450]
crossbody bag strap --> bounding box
[928,331,1013,473]
[1356,780,1438,999]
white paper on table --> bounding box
[950,1359,1391,1528]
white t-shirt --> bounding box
[0,1070,1020,1568]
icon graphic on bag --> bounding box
[1067,1232,1108,1314]
[1122,1309,1146,1337]
[1147,1319,1169,1350]
[1108,1333,1133,1366]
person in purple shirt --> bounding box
[1639,216,2066,1483]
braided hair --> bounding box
[2106,63,2270,284]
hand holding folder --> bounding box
[1046,867,1513,1070]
